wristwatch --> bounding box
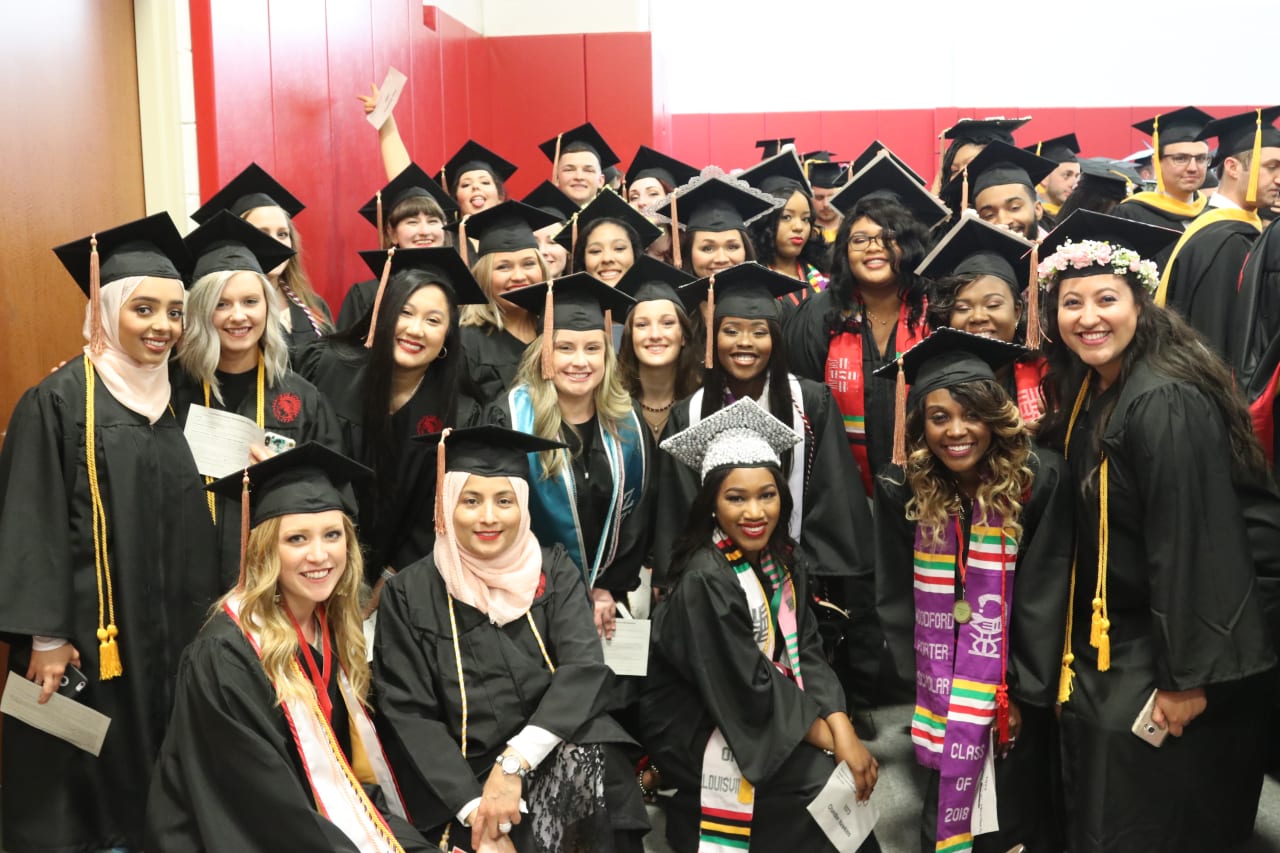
[495,753,528,778]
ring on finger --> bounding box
[498,821,513,834]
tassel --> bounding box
[237,469,251,589]
[931,131,947,194]
[995,683,1010,746]
[960,165,970,213]
[1152,116,1165,196]
[364,247,396,349]
[1246,108,1263,206]
[1025,243,1042,349]
[540,280,555,380]
[703,273,716,369]
[571,212,580,263]
[97,624,122,680]
[88,235,106,356]
[1089,597,1103,647]
[891,357,907,466]
[669,191,682,270]
[604,308,612,329]
[551,132,563,183]
[376,190,385,250]
[458,214,470,268]
[1035,141,1043,157]
[440,163,448,197]
[1097,621,1111,671]
[434,428,452,535]
[1058,650,1076,704]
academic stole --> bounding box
[222,597,408,853]
[1154,206,1262,307]
[824,302,926,495]
[1013,359,1047,424]
[698,531,805,852]
[909,513,1015,853]
[687,376,806,543]
[780,264,829,307]
[508,385,647,588]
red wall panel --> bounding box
[585,32,654,179]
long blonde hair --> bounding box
[459,250,550,331]
[514,329,634,478]
[900,379,1032,548]
[217,514,371,707]
[178,270,290,402]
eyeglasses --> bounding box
[848,232,895,251]
[1161,153,1212,167]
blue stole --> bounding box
[508,385,647,587]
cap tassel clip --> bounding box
[237,468,251,590]
[376,190,385,250]
[363,246,396,349]
[1153,115,1165,195]
[540,280,556,380]
[669,191,682,270]
[1246,108,1264,206]
[703,273,716,369]
[890,355,907,466]
[458,214,470,268]
[1025,243,1043,349]
[433,427,452,535]
[88,234,106,356]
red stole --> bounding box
[825,301,926,495]
[1013,357,1048,424]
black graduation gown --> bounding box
[1160,215,1259,356]
[1112,193,1204,230]
[372,545,645,845]
[461,324,531,406]
[170,365,344,586]
[874,450,1075,852]
[639,544,874,853]
[0,359,221,853]
[296,339,481,578]
[1059,362,1276,852]
[145,611,430,852]
[1229,216,1280,403]
[486,398,653,599]
[282,297,334,366]
[337,278,378,330]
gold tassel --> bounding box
[85,357,122,679]
[1057,376,1092,704]
[1095,459,1112,672]
[1090,598,1104,647]
[670,191,682,270]
[1246,108,1263,206]
[540,280,556,380]
[1035,141,1043,157]
[88,235,106,356]
[703,273,716,369]
[1153,115,1165,196]
[891,356,907,466]
[1025,243,1042,349]
[1058,647,1076,704]
[98,625,122,679]
[363,247,396,349]
[434,428,452,535]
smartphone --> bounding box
[1131,689,1168,747]
[264,432,296,455]
[57,663,88,700]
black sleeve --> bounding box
[873,469,918,683]
[1181,228,1255,357]
[782,295,831,382]
[794,567,848,718]
[336,281,372,331]
[648,401,699,588]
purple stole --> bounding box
[909,514,1014,853]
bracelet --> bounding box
[636,763,660,798]
[380,567,397,582]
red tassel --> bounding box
[433,428,452,535]
[88,235,106,356]
[364,247,396,349]
[540,280,555,380]
[237,468,251,590]
[891,357,907,466]
[995,683,1010,747]
[703,273,716,369]
[669,192,682,270]
[458,214,470,268]
[1025,243,1042,349]
[376,190,385,250]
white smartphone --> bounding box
[1130,689,1168,747]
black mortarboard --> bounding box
[206,442,371,529]
[1076,158,1140,200]
[1198,106,1280,165]
[615,256,696,310]
[554,188,663,253]
[1024,133,1080,164]
[943,117,1031,145]
[850,141,924,185]
[873,327,1026,410]
[192,162,305,225]
[437,140,518,194]
[801,150,844,189]
[738,148,812,200]
[53,212,192,296]
[1039,210,1180,270]
[916,212,1035,290]
[755,138,796,159]
[415,425,567,479]
[652,176,779,233]
[1132,107,1215,146]
[186,210,296,282]
[677,261,805,353]
[502,271,636,332]
[455,201,563,258]
[356,246,488,306]
[358,163,458,230]
[942,141,1056,210]
[832,151,951,228]
[522,181,577,222]
[538,122,620,169]
[625,145,700,190]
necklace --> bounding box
[863,309,892,327]
[640,398,674,413]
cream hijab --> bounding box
[83,275,184,424]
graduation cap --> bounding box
[553,188,663,254]
[943,117,1031,145]
[538,122,621,174]
[650,175,779,269]
[206,442,372,586]
[873,327,1027,463]
[1197,107,1280,204]
[614,256,696,313]
[357,163,458,239]
[452,200,563,263]
[832,150,952,229]
[850,141,925,186]
[625,145,701,191]
[437,140,519,197]
[1076,158,1141,200]
[738,148,812,200]
[1038,210,1180,306]
[187,209,296,282]
[677,261,805,366]
[800,150,844,189]
[942,141,1056,214]
[522,181,577,223]
[355,245,487,349]
[1024,133,1080,164]
[660,397,800,482]
[755,138,796,159]
[192,162,305,225]
[1132,107,1216,195]
[501,271,636,378]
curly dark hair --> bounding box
[826,196,930,333]
[748,189,830,274]
[925,273,1027,343]
[570,217,644,275]
[941,137,1001,186]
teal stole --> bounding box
[508,385,647,587]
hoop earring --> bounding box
[438,345,448,358]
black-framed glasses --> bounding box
[848,231,895,251]
[1161,153,1211,167]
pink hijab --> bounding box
[82,276,183,424]
[432,470,543,626]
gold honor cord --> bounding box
[201,355,266,523]
[84,356,122,679]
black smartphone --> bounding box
[56,663,88,700]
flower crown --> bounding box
[1037,239,1160,294]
